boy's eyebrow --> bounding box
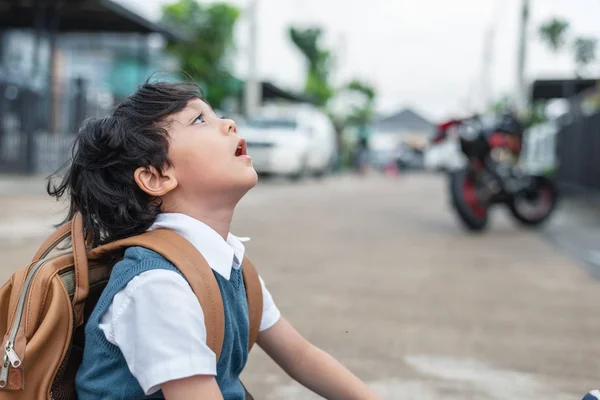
[186,105,204,124]
[187,111,200,125]
[185,101,212,125]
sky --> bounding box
[120,0,600,121]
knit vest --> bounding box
[75,246,249,400]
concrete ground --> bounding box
[1,173,599,399]
[542,195,600,279]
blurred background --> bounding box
[0,0,599,398]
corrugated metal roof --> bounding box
[372,108,434,134]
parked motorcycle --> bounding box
[448,113,558,231]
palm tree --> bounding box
[343,79,376,127]
[539,17,597,78]
[288,27,333,107]
[573,37,597,76]
[539,18,570,53]
[288,25,377,168]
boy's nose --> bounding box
[221,118,237,135]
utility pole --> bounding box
[244,0,261,116]
[516,0,530,114]
[481,25,495,113]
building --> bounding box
[369,108,434,153]
[0,0,184,173]
[526,78,600,193]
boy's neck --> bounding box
[161,187,251,239]
[163,198,236,240]
[186,209,233,240]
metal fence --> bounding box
[523,84,600,195]
[555,111,600,193]
[0,79,111,174]
[0,132,75,174]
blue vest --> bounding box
[76,247,249,400]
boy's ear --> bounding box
[134,165,178,197]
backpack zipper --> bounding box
[0,355,8,387]
[4,341,19,367]
[0,256,53,388]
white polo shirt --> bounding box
[98,213,281,394]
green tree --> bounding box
[538,17,597,77]
[342,79,376,127]
[489,94,513,116]
[539,18,570,53]
[326,78,377,169]
[525,101,547,128]
[573,37,597,76]
[162,0,240,108]
[288,27,334,106]
[346,80,375,104]
[288,25,378,169]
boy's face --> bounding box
[165,98,257,200]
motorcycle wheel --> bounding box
[507,175,558,226]
[449,168,489,231]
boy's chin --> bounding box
[236,167,258,191]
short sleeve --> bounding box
[259,276,281,331]
[104,269,217,395]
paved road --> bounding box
[543,196,600,279]
[1,173,599,399]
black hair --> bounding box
[47,80,203,247]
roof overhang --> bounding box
[0,0,187,41]
[531,78,599,101]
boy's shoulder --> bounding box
[121,245,171,265]
[111,246,181,277]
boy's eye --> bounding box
[193,114,205,125]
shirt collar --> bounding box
[148,213,248,280]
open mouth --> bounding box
[235,138,247,157]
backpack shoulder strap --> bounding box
[241,256,263,351]
[90,229,225,360]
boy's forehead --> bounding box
[186,98,209,110]
[183,98,211,114]
[171,98,211,122]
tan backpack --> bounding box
[0,213,263,399]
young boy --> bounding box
[49,81,381,399]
